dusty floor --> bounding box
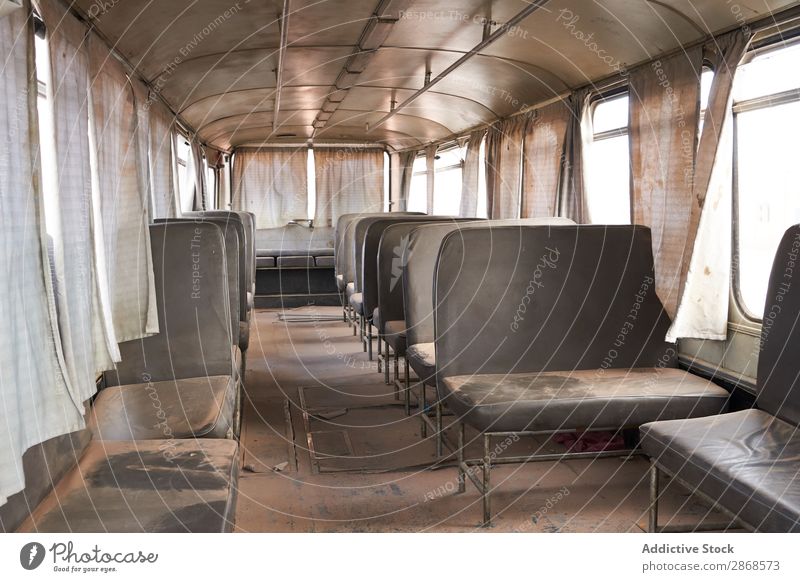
[234,306,721,532]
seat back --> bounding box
[362,216,468,320]
[185,211,250,318]
[403,218,573,348]
[339,212,422,286]
[756,224,800,425]
[106,222,234,385]
[433,224,675,381]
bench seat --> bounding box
[88,376,237,440]
[256,256,275,268]
[441,368,729,433]
[349,292,364,315]
[277,255,314,268]
[407,343,435,384]
[18,439,239,533]
[641,409,800,532]
[384,320,406,355]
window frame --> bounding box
[731,39,800,322]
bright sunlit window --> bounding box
[432,146,463,215]
[34,24,59,239]
[733,41,800,318]
[175,136,193,212]
[586,92,631,224]
[408,154,427,213]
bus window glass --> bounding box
[586,93,630,224]
[407,154,427,213]
[433,146,463,216]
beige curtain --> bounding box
[0,2,85,505]
[667,30,752,341]
[88,33,158,344]
[314,148,384,226]
[232,147,308,229]
[148,101,177,218]
[486,115,528,218]
[558,88,591,223]
[190,138,206,210]
[460,129,484,218]
[396,150,416,212]
[38,0,116,407]
[522,100,570,218]
[629,47,702,318]
[425,145,436,214]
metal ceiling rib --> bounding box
[272,0,291,130]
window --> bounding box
[476,136,488,218]
[205,162,217,209]
[586,92,631,224]
[34,24,59,239]
[408,154,427,212]
[307,148,316,220]
[733,41,800,318]
[174,135,193,212]
[698,66,714,135]
[384,151,390,211]
[432,146,463,215]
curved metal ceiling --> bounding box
[73,0,800,150]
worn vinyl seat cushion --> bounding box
[18,439,239,533]
[383,320,407,355]
[441,368,729,433]
[640,409,800,532]
[88,376,237,440]
[349,292,364,315]
[407,343,435,384]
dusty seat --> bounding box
[315,255,334,267]
[18,439,239,533]
[444,368,728,433]
[278,255,314,267]
[257,256,276,268]
[406,343,435,384]
[641,410,800,532]
[88,376,237,440]
[641,225,800,532]
[349,292,364,315]
[384,320,407,355]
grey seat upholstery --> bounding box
[445,368,727,432]
[384,320,407,355]
[315,255,335,267]
[18,438,239,533]
[433,224,728,432]
[641,224,800,532]
[278,255,314,267]
[403,218,573,385]
[88,375,237,440]
[349,291,364,315]
[105,223,237,386]
[406,343,435,383]
[641,410,800,532]
[257,256,276,268]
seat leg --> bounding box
[420,382,427,437]
[352,306,357,335]
[384,340,391,385]
[457,423,466,493]
[376,335,382,372]
[393,351,399,386]
[367,323,373,360]
[648,463,660,533]
[402,356,410,403]
[482,434,492,527]
[360,316,366,351]
[435,398,443,457]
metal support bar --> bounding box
[370,0,551,131]
[272,0,290,131]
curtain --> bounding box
[219,155,232,210]
[0,3,85,506]
[148,101,177,218]
[559,88,591,223]
[233,147,308,228]
[425,145,436,213]
[460,129,484,218]
[629,47,702,318]
[397,150,416,212]
[38,0,115,409]
[190,138,206,210]
[89,34,158,343]
[486,114,528,218]
[522,100,570,218]
[314,148,384,227]
[667,30,752,341]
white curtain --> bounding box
[486,115,528,218]
[667,30,752,341]
[559,88,592,223]
[38,0,115,408]
[396,150,416,212]
[89,34,158,343]
[233,147,308,228]
[425,145,436,214]
[0,3,85,506]
[522,100,570,218]
[314,148,384,227]
[629,48,702,318]
[190,138,206,210]
[460,129,484,218]
[148,101,177,218]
